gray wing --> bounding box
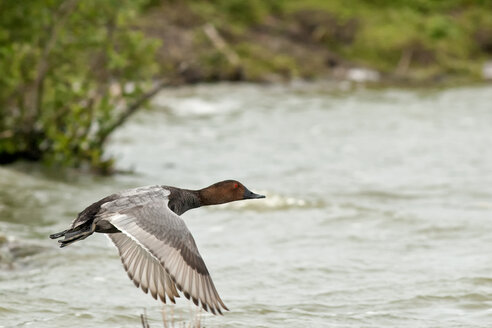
[98,186,228,315]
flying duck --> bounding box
[49,180,265,315]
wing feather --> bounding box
[138,252,148,293]
[156,264,166,303]
[166,272,179,302]
[108,233,180,303]
[128,246,143,287]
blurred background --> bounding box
[1,1,492,327]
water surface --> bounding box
[1,83,492,327]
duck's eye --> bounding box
[233,183,238,189]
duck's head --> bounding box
[199,180,265,206]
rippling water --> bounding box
[1,83,492,327]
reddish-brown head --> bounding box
[198,180,265,206]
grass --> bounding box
[140,306,203,328]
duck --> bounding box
[49,180,265,315]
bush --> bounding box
[0,0,160,173]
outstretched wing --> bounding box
[108,232,180,304]
[99,187,228,315]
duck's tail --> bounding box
[49,221,95,248]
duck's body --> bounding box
[50,180,264,315]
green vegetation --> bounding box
[142,0,492,82]
[0,0,160,173]
[292,0,492,78]
[1,0,491,171]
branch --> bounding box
[98,79,180,145]
[32,0,80,121]
[0,130,13,139]
[79,13,117,142]
[203,23,241,67]
[395,48,413,76]
[140,309,150,328]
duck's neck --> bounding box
[167,187,202,216]
[167,184,234,215]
